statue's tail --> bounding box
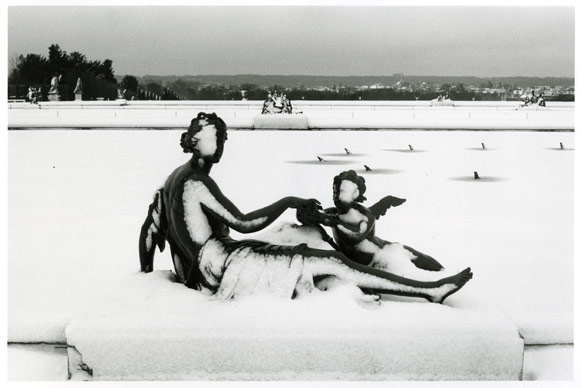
[139,188,167,272]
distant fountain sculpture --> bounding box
[516,90,546,109]
[261,91,294,114]
[73,78,83,101]
[431,93,454,106]
[117,88,127,100]
[139,112,473,303]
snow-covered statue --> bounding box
[261,91,293,114]
[48,74,61,101]
[139,112,472,302]
[516,90,546,109]
[304,170,471,283]
[117,88,127,100]
[73,77,83,94]
[48,75,59,94]
[73,78,83,101]
[431,93,454,106]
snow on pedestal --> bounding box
[253,114,309,129]
[65,270,523,381]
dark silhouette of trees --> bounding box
[8,53,49,85]
[121,75,139,92]
[144,82,164,96]
[9,44,118,100]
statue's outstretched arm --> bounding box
[188,176,318,233]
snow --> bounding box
[193,123,219,156]
[6,127,575,380]
[6,343,574,382]
[522,345,574,381]
[254,114,309,129]
[7,344,69,381]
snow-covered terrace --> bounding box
[6,100,575,382]
[7,100,574,131]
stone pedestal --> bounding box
[48,94,60,102]
[66,271,524,381]
[75,93,82,101]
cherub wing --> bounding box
[368,196,406,219]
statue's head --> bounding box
[180,112,228,163]
[333,170,367,209]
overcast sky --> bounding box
[6,5,575,77]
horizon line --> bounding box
[130,73,575,79]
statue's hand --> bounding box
[295,199,325,226]
[321,213,340,227]
[289,197,321,210]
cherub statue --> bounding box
[308,170,470,282]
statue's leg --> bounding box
[373,237,444,272]
[303,248,472,304]
[402,244,445,271]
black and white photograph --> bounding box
[3,1,578,384]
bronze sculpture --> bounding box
[139,113,472,302]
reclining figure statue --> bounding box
[139,112,472,302]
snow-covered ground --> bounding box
[7,128,575,380]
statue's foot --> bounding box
[428,267,473,304]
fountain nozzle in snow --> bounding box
[408,144,414,151]
[474,171,480,180]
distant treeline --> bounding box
[136,74,574,89]
[131,75,574,102]
[8,44,129,101]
